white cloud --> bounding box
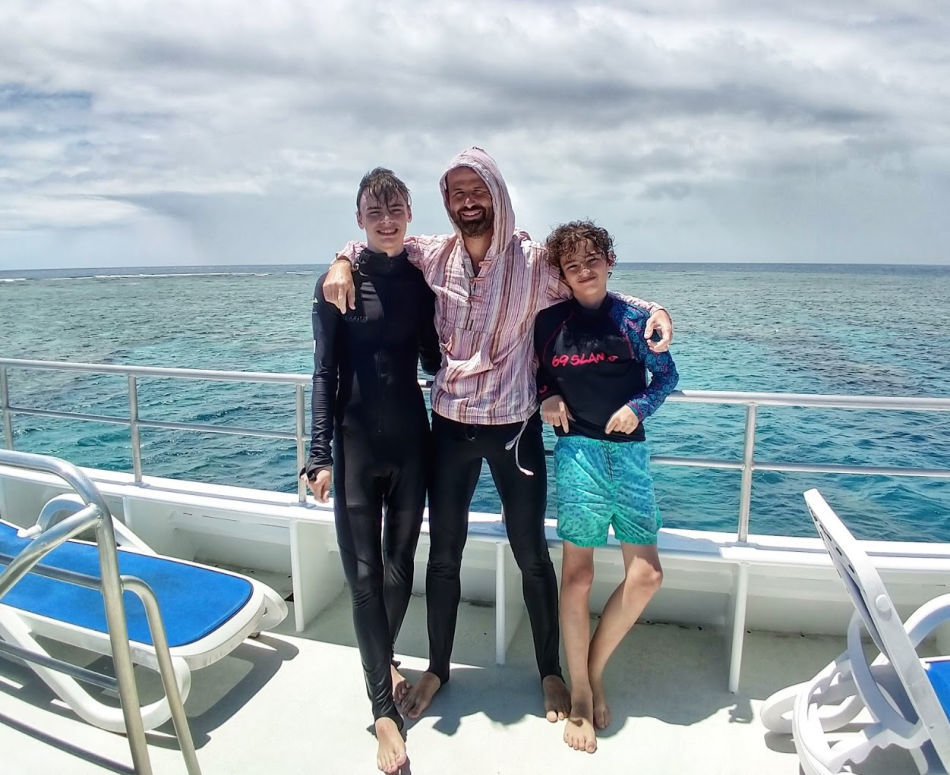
[0,193,143,229]
[1,0,948,268]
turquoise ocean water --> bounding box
[1,263,948,542]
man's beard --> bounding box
[451,207,493,238]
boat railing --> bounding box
[2,357,950,542]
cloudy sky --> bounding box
[1,1,948,270]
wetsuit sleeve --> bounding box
[305,275,341,474]
[621,306,679,420]
[418,286,441,376]
[607,289,663,314]
[533,312,560,402]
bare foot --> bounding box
[402,671,441,719]
[542,675,571,722]
[564,695,597,753]
[374,717,407,774]
[591,678,611,729]
[392,663,410,706]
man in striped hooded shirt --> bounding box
[323,147,673,723]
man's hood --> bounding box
[439,147,516,257]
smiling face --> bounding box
[356,190,411,256]
[445,166,494,238]
[559,237,609,308]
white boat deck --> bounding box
[0,590,920,775]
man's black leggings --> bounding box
[333,425,428,726]
[425,411,562,684]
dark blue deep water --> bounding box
[1,262,948,541]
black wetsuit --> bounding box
[305,248,440,726]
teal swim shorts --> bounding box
[553,435,661,547]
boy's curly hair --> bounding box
[544,220,617,272]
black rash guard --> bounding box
[533,294,678,442]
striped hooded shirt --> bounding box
[338,147,659,426]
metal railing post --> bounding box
[737,403,757,542]
[129,375,142,483]
[295,384,307,503]
[94,512,153,774]
[1,366,12,450]
[122,577,202,775]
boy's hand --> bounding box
[302,468,332,502]
[605,406,640,435]
[323,258,356,313]
[540,395,572,433]
[644,309,673,353]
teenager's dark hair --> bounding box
[544,220,616,272]
[356,167,411,210]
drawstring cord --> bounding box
[504,418,534,477]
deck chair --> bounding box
[761,489,950,775]
[0,450,287,775]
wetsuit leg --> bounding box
[381,431,428,649]
[424,413,483,683]
[484,413,562,680]
[333,434,401,726]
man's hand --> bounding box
[323,258,356,313]
[605,405,640,435]
[644,309,673,353]
[303,468,332,503]
[541,395,572,433]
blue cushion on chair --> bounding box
[0,522,253,647]
[925,659,950,719]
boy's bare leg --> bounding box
[560,542,597,753]
[401,671,441,719]
[587,543,662,729]
[374,717,408,774]
[391,663,410,706]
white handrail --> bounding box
[2,357,949,537]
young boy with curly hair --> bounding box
[533,220,678,753]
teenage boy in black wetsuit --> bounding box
[533,220,678,754]
[301,168,440,775]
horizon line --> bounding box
[2,259,949,275]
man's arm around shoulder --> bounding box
[608,290,673,354]
[322,234,451,313]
